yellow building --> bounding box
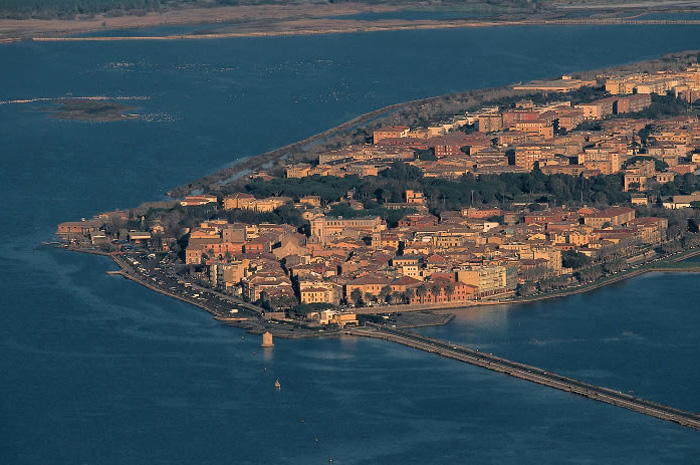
[399,264,421,278]
[311,216,386,245]
[477,113,503,133]
[456,265,508,297]
[286,164,312,178]
[584,207,636,228]
[223,193,255,210]
[318,310,358,327]
[405,190,425,205]
[300,195,322,208]
[300,281,343,306]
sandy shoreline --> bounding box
[0,3,400,41]
[5,17,699,44]
[23,18,700,44]
[2,2,700,43]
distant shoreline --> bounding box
[2,1,700,43]
[16,18,700,44]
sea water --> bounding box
[2,25,700,464]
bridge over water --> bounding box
[350,325,700,431]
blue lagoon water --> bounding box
[2,25,700,464]
[636,12,700,21]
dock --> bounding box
[351,325,700,431]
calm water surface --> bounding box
[1,25,699,464]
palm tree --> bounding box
[430,284,441,303]
[403,288,415,304]
[444,284,455,302]
[415,285,427,304]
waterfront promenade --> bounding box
[351,247,700,315]
[351,325,700,431]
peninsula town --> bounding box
[57,60,700,332]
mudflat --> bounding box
[0,2,400,40]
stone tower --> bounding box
[261,331,274,348]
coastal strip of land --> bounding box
[164,84,516,198]
[164,50,697,198]
[52,241,700,332]
[0,95,149,105]
[0,3,398,42]
[2,0,700,44]
[324,247,700,315]
[22,18,700,43]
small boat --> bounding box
[275,379,281,390]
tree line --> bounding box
[233,162,633,214]
[123,162,700,241]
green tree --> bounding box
[517,281,537,297]
[562,250,592,269]
[350,288,363,307]
[603,258,626,274]
[379,285,393,303]
[577,266,603,282]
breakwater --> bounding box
[352,325,700,431]
[164,82,515,197]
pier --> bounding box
[351,325,700,431]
